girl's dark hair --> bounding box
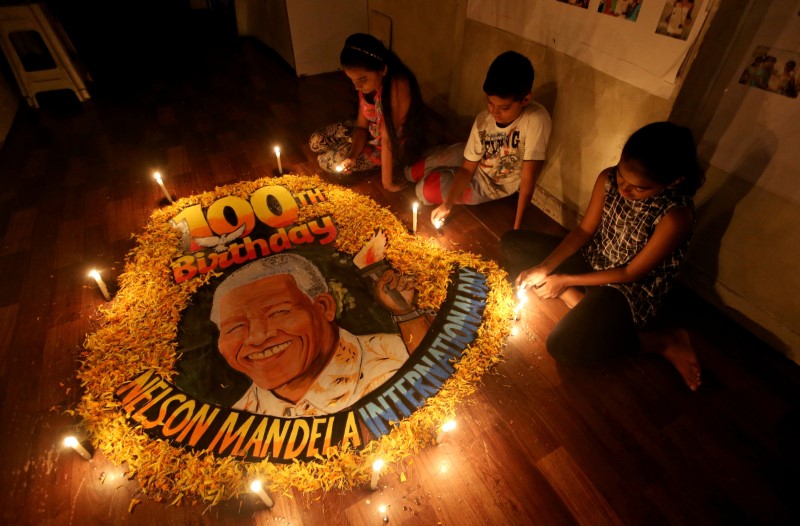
[340,33,426,166]
[621,121,705,196]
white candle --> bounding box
[515,287,528,321]
[88,269,111,301]
[436,419,456,444]
[370,458,384,491]
[63,436,92,460]
[249,480,274,508]
[153,171,173,203]
[412,202,418,234]
[274,146,283,174]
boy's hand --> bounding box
[431,204,451,226]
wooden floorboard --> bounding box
[0,13,799,525]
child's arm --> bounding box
[530,175,694,299]
[517,171,606,288]
[431,159,480,225]
[342,111,370,172]
[379,77,413,191]
[514,160,544,229]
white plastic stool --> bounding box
[0,2,90,107]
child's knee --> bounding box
[546,327,583,365]
[309,132,324,152]
[404,158,426,183]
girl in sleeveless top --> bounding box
[309,33,426,192]
[501,122,705,391]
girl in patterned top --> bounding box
[501,122,705,391]
[309,33,426,192]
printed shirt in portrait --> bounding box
[232,328,407,417]
[581,169,695,327]
[463,101,551,201]
[358,87,384,147]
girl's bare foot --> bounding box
[641,327,701,391]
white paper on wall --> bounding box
[467,0,709,98]
[699,0,800,204]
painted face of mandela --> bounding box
[216,273,338,393]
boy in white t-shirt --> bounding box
[405,51,552,229]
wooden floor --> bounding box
[1,14,799,526]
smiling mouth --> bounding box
[245,340,291,361]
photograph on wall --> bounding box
[597,0,644,22]
[738,45,799,99]
[655,0,702,40]
[555,0,589,9]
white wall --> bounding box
[234,0,368,76]
[676,0,800,358]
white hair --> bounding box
[210,253,328,326]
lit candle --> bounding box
[432,217,443,230]
[515,287,528,320]
[274,146,283,174]
[335,163,344,173]
[249,480,274,508]
[88,269,111,301]
[412,202,418,234]
[436,419,456,444]
[63,436,92,460]
[370,458,384,491]
[153,171,174,203]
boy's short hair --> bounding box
[482,51,534,100]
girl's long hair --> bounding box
[340,33,426,166]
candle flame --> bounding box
[517,287,527,300]
[88,269,100,280]
[274,146,281,155]
[378,505,387,514]
[442,419,456,433]
[433,218,443,229]
[63,436,79,448]
[249,480,263,492]
[335,164,344,173]
[153,171,162,183]
[372,459,384,472]
[413,202,419,212]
